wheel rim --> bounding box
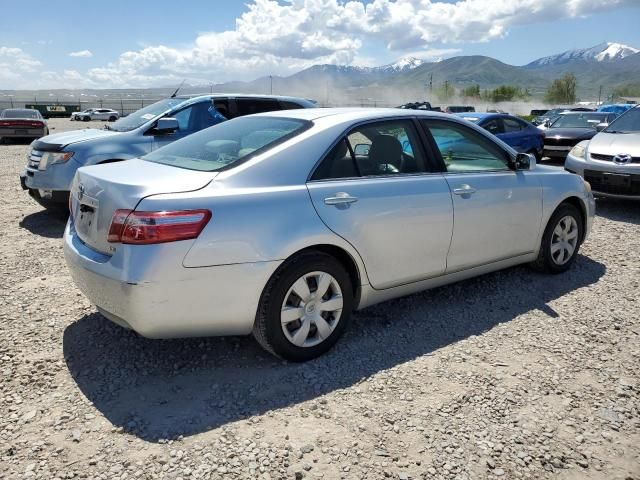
[550,215,579,265]
[281,271,343,348]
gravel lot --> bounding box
[1,118,638,480]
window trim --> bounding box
[419,118,515,175]
[307,116,439,183]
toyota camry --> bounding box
[64,108,595,361]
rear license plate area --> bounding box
[15,129,28,135]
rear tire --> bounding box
[82,116,90,122]
[108,116,117,122]
[530,203,583,274]
[253,252,353,362]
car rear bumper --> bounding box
[63,220,281,338]
[0,127,46,138]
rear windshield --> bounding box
[143,116,310,172]
[1,109,40,119]
[107,98,185,132]
[550,113,608,129]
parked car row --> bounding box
[15,93,640,360]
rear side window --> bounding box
[311,120,428,180]
[279,100,305,110]
[502,118,524,132]
[236,99,282,116]
[143,116,310,172]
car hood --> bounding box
[588,132,640,156]
[32,128,120,151]
[545,128,597,139]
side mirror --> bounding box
[353,144,370,156]
[155,117,179,134]
[595,122,608,132]
[509,152,533,171]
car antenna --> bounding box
[170,80,186,98]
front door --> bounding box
[152,101,223,150]
[422,119,542,272]
[307,119,453,289]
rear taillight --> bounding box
[0,120,44,127]
[107,209,211,245]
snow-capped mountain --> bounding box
[526,42,639,67]
[375,57,426,73]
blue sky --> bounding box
[0,0,638,89]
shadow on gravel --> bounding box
[63,255,606,442]
[19,210,67,238]
[595,197,640,226]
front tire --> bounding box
[108,116,117,122]
[531,203,583,274]
[82,116,90,122]
[253,252,353,362]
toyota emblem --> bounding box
[613,154,632,165]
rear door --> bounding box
[422,119,542,272]
[499,117,529,152]
[307,118,453,290]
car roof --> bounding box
[251,107,454,122]
[175,93,314,102]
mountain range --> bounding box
[199,42,640,104]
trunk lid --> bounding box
[70,159,217,254]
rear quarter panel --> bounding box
[135,184,369,284]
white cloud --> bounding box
[0,47,42,84]
[69,50,93,58]
[2,0,637,88]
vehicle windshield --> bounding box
[1,109,39,119]
[143,116,310,172]
[604,107,640,133]
[108,98,186,132]
[550,113,608,129]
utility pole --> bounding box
[269,75,273,95]
[598,85,603,105]
[444,80,450,100]
[429,73,433,98]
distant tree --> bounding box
[489,85,522,102]
[612,83,640,98]
[545,73,577,104]
[435,81,455,102]
[461,84,481,99]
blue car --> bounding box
[457,113,544,159]
[597,104,635,115]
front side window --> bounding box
[143,116,309,172]
[482,118,503,134]
[312,120,427,180]
[423,120,509,173]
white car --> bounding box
[71,108,119,122]
[565,106,639,199]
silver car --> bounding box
[565,106,640,199]
[20,94,315,209]
[64,108,595,361]
[70,108,120,122]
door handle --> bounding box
[324,192,358,205]
[452,184,476,196]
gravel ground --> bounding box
[1,118,639,480]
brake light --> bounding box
[0,120,44,128]
[107,209,211,244]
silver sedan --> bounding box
[64,108,595,361]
